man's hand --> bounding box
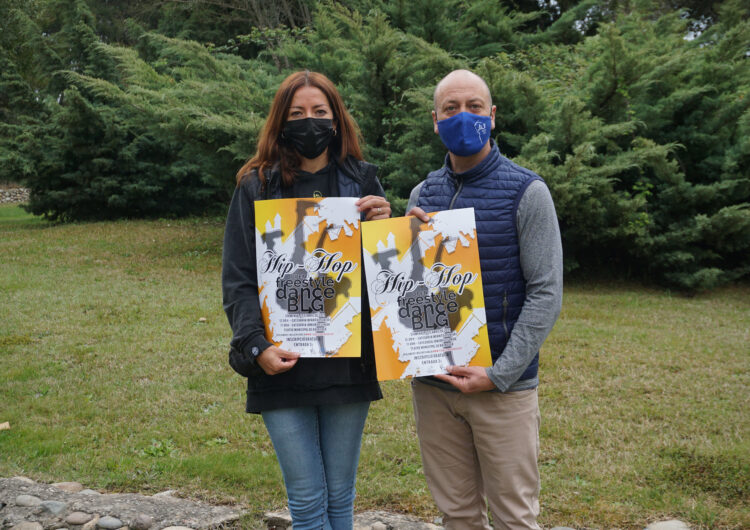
[406,206,431,223]
[434,366,497,393]
[257,345,300,375]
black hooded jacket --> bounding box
[222,156,383,413]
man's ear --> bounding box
[490,105,496,130]
[432,110,439,135]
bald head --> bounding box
[433,70,492,113]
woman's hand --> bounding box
[356,195,391,221]
[257,345,300,375]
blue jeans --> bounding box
[261,401,370,530]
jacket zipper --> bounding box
[448,179,463,210]
[502,290,509,342]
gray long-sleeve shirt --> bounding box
[407,178,563,392]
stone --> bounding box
[40,500,68,515]
[97,516,124,529]
[354,510,442,529]
[12,476,36,483]
[52,481,84,493]
[79,489,102,495]
[67,512,95,525]
[15,494,42,507]
[162,527,196,530]
[153,490,177,497]
[646,521,691,530]
[82,515,100,530]
[0,188,30,204]
[0,477,245,530]
[130,513,154,530]
[265,508,292,528]
[10,523,44,530]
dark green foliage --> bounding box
[265,2,463,206]
[8,1,281,219]
[576,4,750,289]
[3,0,748,289]
[21,33,280,220]
[24,83,220,221]
[0,54,52,185]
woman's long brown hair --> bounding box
[236,70,364,187]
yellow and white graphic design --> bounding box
[362,208,491,380]
[255,198,362,357]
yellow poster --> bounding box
[361,208,492,381]
[255,198,361,357]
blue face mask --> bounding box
[436,112,492,156]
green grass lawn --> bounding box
[1,204,748,529]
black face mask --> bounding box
[281,117,335,159]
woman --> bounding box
[221,70,391,530]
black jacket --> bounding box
[222,156,383,412]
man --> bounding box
[406,69,563,529]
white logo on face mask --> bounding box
[474,121,487,141]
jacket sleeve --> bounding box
[371,176,386,199]
[485,180,563,391]
[222,181,273,360]
[406,181,424,211]
[361,162,386,199]
[354,162,386,221]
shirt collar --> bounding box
[444,139,501,181]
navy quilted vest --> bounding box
[417,142,541,382]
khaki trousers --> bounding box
[412,382,541,530]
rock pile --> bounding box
[0,187,30,204]
[265,508,441,530]
[0,476,695,530]
[0,477,240,530]
[1,477,441,530]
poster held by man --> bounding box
[362,208,492,380]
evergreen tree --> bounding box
[23,6,283,219]
[0,54,53,184]
[6,0,748,289]
[273,2,462,210]
[578,3,750,289]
